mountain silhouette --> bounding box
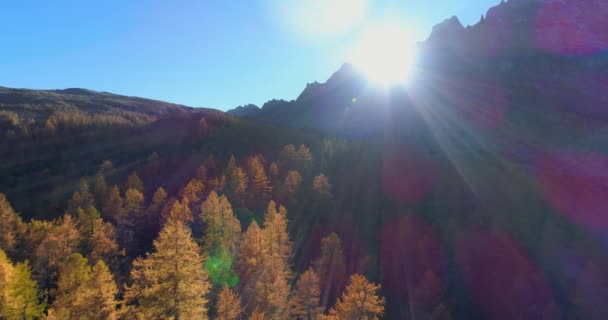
[227,0,608,146]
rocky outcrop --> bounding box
[424,0,608,58]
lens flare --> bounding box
[350,22,418,87]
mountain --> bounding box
[0,86,208,130]
[425,0,608,57]
[227,0,608,145]
[227,103,260,117]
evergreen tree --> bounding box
[50,254,118,320]
[0,249,14,314]
[167,200,194,224]
[124,172,144,193]
[86,260,119,320]
[290,268,322,320]
[120,188,144,255]
[124,188,144,223]
[216,286,243,320]
[147,187,167,216]
[296,144,314,172]
[246,201,292,318]
[93,160,112,210]
[251,261,290,319]
[87,218,122,270]
[67,179,94,214]
[333,274,384,320]
[269,162,279,184]
[2,261,45,320]
[313,233,347,310]
[21,220,52,265]
[0,193,26,256]
[33,215,80,290]
[76,206,101,241]
[280,144,298,169]
[283,170,302,197]
[143,187,168,247]
[312,174,332,202]
[236,221,264,289]
[124,217,211,319]
[50,253,91,319]
[247,156,271,206]
[227,167,248,207]
[262,201,292,267]
[224,155,237,178]
[181,178,205,206]
[249,308,267,320]
[101,185,124,224]
[200,192,241,254]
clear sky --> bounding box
[0,0,500,110]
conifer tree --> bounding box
[50,253,91,319]
[167,200,194,224]
[87,218,122,269]
[216,286,243,320]
[143,187,168,246]
[101,185,124,224]
[118,188,144,255]
[34,215,80,289]
[283,170,302,197]
[290,268,322,320]
[86,260,119,320]
[224,155,237,178]
[313,174,332,202]
[124,172,144,193]
[245,201,292,318]
[67,179,94,214]
[2,261,45,320]
[50,254,118,320]
[227,167,248,206]
[93,160,113,209]
[0,249,14,313]
[262,201,292,267]
[280,144,298,169]
[148,187,168,221]
[333,274,384,320]
[124,188,144,223]
[269,162,279,184]
[236,221,264,287]
[181,178,205,206]
[0,193,26,256]
[313,233,347,310]
[247,156,271,206]
[249,309,267,320]
[124,217,211,319]
[21,220,52,264]
[76,206,101,240]
[296,144,314,172]
[200,192,241,254]
[251,262,290,319]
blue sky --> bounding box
[0,0,499,110]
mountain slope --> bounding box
[0,86,200,128]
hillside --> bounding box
[0,86,203,128]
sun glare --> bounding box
[350,22,418,87]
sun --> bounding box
[350,22,418,87]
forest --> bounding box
[0,140,388,320]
